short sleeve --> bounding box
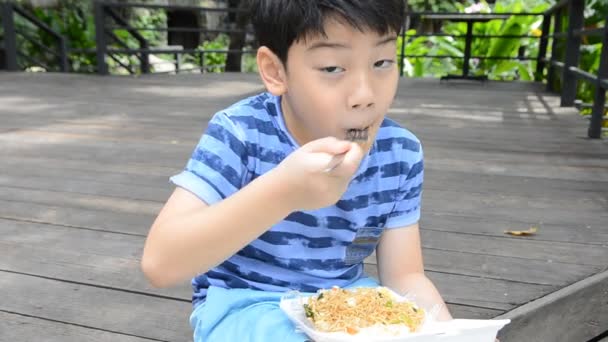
[170,112,249,205]
[385,145,424,229]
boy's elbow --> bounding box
[141,256,173,288]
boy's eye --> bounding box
[320,66,345,74]
[374,60,395,69]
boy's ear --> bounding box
[256,46,287,96]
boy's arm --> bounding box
[376,223,453,321]
[141,172,293,288]
[141,137,365,288]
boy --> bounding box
[142,0,452,341]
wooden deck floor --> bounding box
[1,72,606,342]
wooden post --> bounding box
[58,37,69,72]
[1,2,18,71]
[535,15,551,82]
[94,1,108,75]
[547,9,562,92]
[560,0,584,107]
[141,41,150,74]
[588,16,608,139]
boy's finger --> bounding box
[298,151,342,172]
[329,143,365,176]
[323,152,346,173]
[302,136,351,155]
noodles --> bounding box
[303,287,425,335]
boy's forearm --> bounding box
[384,273,453,321]
[143,169,295,287]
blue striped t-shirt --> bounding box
[171,92,424,307]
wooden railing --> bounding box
[0,1,68,72]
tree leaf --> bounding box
[504,226,538,236]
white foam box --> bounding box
[280,294,510,342]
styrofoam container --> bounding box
[279,291,510,342]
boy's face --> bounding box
[280,18,399,151]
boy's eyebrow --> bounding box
[307,41,350,51]
[307,36,398,51]
[376,36,398,46]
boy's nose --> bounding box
[348,74,375,110]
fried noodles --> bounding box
[303,287,425,335]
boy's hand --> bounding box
[275,136,365,210]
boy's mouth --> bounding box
[346,126,370,142]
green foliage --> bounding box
[108,8,167,74]
[408,0,471,12]
[14,2,168,74]
[400,0,551,81]
[398,29,461,77]
[577,43,604,114]
[183,34,257,73]
[16,1,96,72]
[199,34,229,73]
[241,53,258,73]
[400,0,607,109]
[131,8,167,44]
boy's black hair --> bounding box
[250,0,405,65]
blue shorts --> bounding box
[190,277,379,342]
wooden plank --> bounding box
[362,263,553,311]
[0,117,211,140]
[423,192,608,228]
[0,125,205,144]
[0,187,163,215]
[420,214,608,245]
[438,305,502,320]
[0,271,192,342]
[0,218,190,300]
[425,168,608,196]
[497,270,608,342]
[0,176,171,202]
[423,187,607,219]
[0,143,189,167]
[1,155,179,177]
[421,146,608,174]
[420,230,608,267]
[365,248,601,287]
[0,160,172,189]
[0,311,157,342]
[0,72,263,103]
[0,199,153,235]
[401,115,606,143]
[414,128,606,154]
